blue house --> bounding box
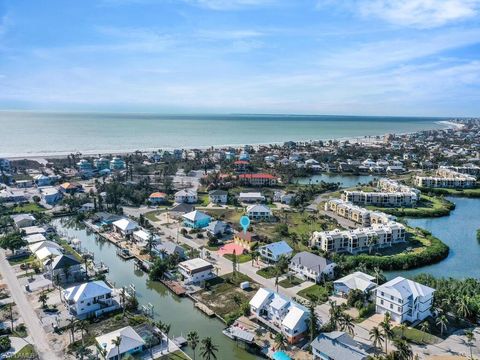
[259,241,293,263]
[182,210,211,229]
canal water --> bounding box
[388,197,480,279]
[295,173,375,188]
[52,218,261,360]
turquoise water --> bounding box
[388,197,480,280]
[0,111,446,157]
[295,174,375,188]
[52,218,260,360]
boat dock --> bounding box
[194,302,215,317]
[116,248,135,260]
[160,279,186,296]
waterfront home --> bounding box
[342,190,418,207]
[77,159,93,175]
[11,213,36,228]
[246,204,272,221]
[178,258,215,284]
[152,241,186,260]
[22,225,48,236]
[40,186,63,205]
[311,331,368,360]
[239,173,277,186]
[182,210,211,229]
[208,189,228,204]
[112,218,138,237]
[94,157,110,170]
[288,251,336,282]
[109,157,126,170]
[233,231,259,251]
[59,182,82,194]
[239,192,265,203]
[249,288,309,344]
[95,326,145,360]
[24,233,47,245]
[132,229,158,244]
[174,189,197,204]
[325,199,393,226]
[375,276,435,323]
[415,173,476,189]
[206,220,230,237]
[63,280,119,319]
[29,240,62,254]
[34,245,62,261]
[44,254,83,283]
[93,212,123,226]
[333,271,376,296]
[168,203,195,218]
[258,241,293,263]
[311,221,406,254]
[148,192,168,204]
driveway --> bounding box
[0,250,62,360]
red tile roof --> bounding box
[149,192,167,198]
[239,173,276,180]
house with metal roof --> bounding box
[112,218,138,236]
[11,213,36,228]
[258,241,293,263]
[333,271,376,296]
[311,331,369,360]
[182,210,211,229]
[289,251,336,283]
[95,326,145,360]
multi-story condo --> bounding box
[415,167,477,189]
[342,190,418,207]
[375,276,435,323]
[325,199,393,226]
[249,288,309,344]
[378,178,420,195]
[443,165,480,177]
[311,221,406,254]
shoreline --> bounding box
[3,120,457,161]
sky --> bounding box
[0,0,479,116]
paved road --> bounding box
[0,250,61,360]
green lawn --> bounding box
[224,253,252,263]
[419,186,480,198]
[297,284,329,303]
[8,255,36,265]
[367,194,454,217]
[144,209,167,222]
[6,344,37,359]
[278,276,304,288]
[9,203,45,214]
[393,326,441,345]
[159,350,192,360]
[256,266,280,279]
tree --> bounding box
[393,338,413,360]
[339,313,355,336]
[457,296,471,320]
[465,329,475,360]
[436,314,449,337]
[146,233,158,258]
[77,320,89,347]
[369,326,384,354]
[163,323,171,348]
[307,304,319,342]
[200,337,219,360]
[273,333,287,351]
[187,331,200,360]
[380,314,393,354]
[0,232,26,253]
[0,336,11,354]
[149,258,168,281]
[111,336,122,360]
[39,291,49,308]
[232,294,242,308]
[67,317,77,344]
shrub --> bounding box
[0,336,11,353]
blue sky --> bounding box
[0,0,479,116]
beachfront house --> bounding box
[288,252,336,283]
[333,271,376,297]
[178,258,215,284]
[95,326,145,360]
[63,280,119,319]
[208,189,228,204]
[258,241,293,263]
[174,189,197,204]
[311,331,368,360]
[109,157,126,170]
[112,218,138,237]
[249,288,309,344]
[182,210,211,229]
[375,276,435,323]
[246,204,272,221]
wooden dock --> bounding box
[160,279,186,296]
[194,302,215,317]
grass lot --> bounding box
[367,194,454,217]
[8,255,36,265]
[5,344,37,359]
[160,350,191,360]
[419,186,480,198]
[224,253,252,263]
[393,326,441,345]
[9,203,45,214]
[144,209,167,222]
[56,237,83,262]
[256,266,279,279]
[278,276,304,288]
[203,208,243,224]
[297,284,330,303]
[198,193,210,206]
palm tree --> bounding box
[187,331,200,360]
[232,294,242,308]
[146,234,158,258]
[111,336,122,360]
[369,326,384,353]
[200,337,218,360]
[436,314,449,337]
[274,332,287,351]
[39,291,49,308]
[120,287,127,317]
[399,323,408,339]
[458,296,471,320]
[145,335,155,358]
[380,314,393,355]
[393,338,413,360]
[328,300,341,329]
[340,313,355,336]
[66,317,77,344]
[373,267,382,285]
[465,329,475,360]
[77,320,88,346]
[307,304,319,342]
[419,321,430,333]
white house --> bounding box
[112,218,138,236]
[375,276,435,323]
[258,241,293,263]
[311,331,368,360]
[11,214,35,228]
[95,326,145,360]
[333,271,376,296]
[63,280,119,319]
[289,252,336,283]
[24,233,47,245]
[174,189,197,204]
[178,258,215,284]
[249,288,309,344]
[208,189,228,204]
[238,192,265,203]
[246,204,272,221]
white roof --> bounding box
[239,192,263,198]
[182,210,211,222]
[334,271,376,292]
[112,218,138,231]
[249,288,273,309]
[64,280,112,303]
[270,294,289,310]
[35,246,62,260]
[12,214,35,224]
[376,276,435,300]
[178,258,213,271]
[132,229,151,242]
[282,304,308,330]
[175,189,197,196]
[246,204,271,213]
[24,233,47,244]
[95,326,145,359]
[29,240,62,254]
[22,226,47,235]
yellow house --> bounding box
[234,231,258,251]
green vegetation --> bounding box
[5,344,37,359]
[278,276,304,288]
[392,326,440,345]
[336,227,449,271]
[367,195,455,217]
[0,336,11,353]
[9,203,45,214]
[8,254,36,266]
[477,229,480,242]
[144,209,167,222]
[256,266,278,279]
[297,284,330,303]
[159,350,191,360]
[56,237,82,262]
[223,253,251,263]
[418,186,480,198]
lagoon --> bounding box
[295,174,375,188]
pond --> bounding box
[387,197,480,279]
[52,218,261,360]
[294,173,375,188]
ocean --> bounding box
[0,111,448,158]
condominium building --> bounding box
[415,168,477,189]
[378,178,420,195]
[342,190,418,207]
[325,199,393,227]
[442,165,480,177]
[310,221,406,254]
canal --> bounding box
[388,197,480,279]
[52,218,261,360]
[295,173,375,188]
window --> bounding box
[390,304,393,309]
